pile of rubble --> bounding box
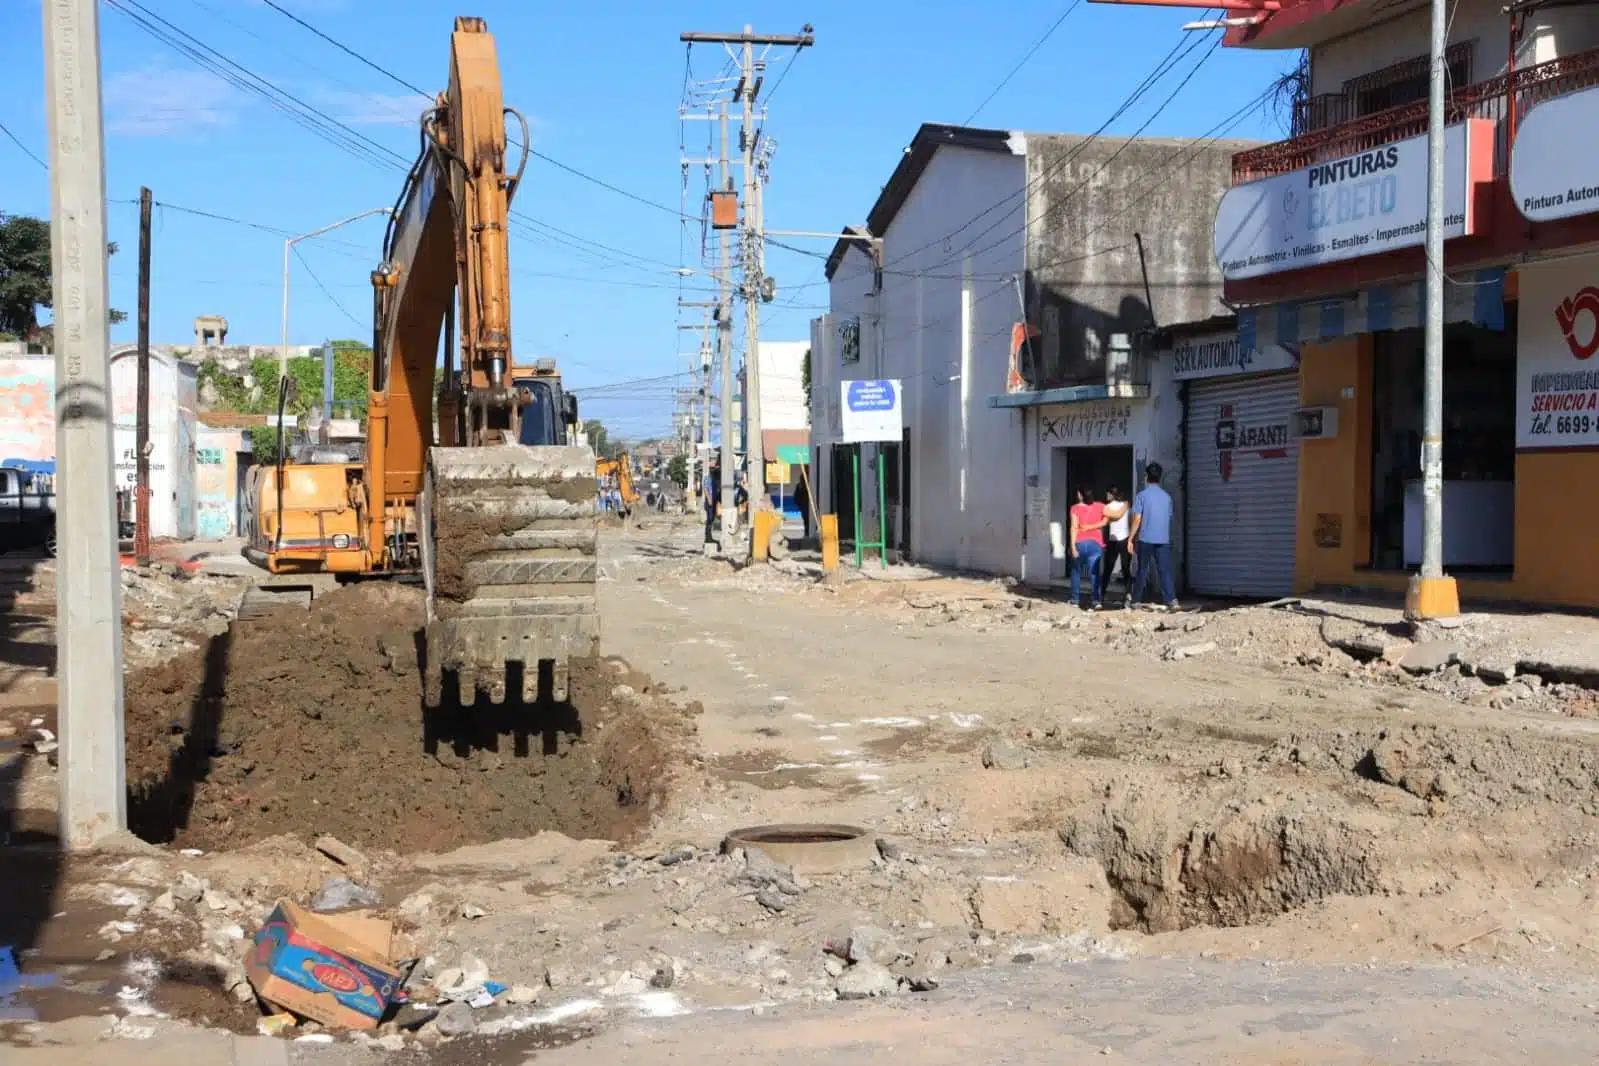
[120,563,245,667]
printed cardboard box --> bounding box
[244,899,403,1029]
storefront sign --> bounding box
[840,379,901,443]
[1214,121,1486,281]
[1171,333,1298,381]
[1038,400,1137,446]
[1511,86,1599,223]
[1516,258,1599,448]
[1214,403,1290,481]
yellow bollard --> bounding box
[752,509,779,562]
[820,514,839,572]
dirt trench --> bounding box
[122,582,697,854]
[1060,781,1386,933]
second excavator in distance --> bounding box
[241,16,599,709]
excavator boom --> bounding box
[373,17,598,705]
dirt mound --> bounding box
[1061,782,1383,933]
[124,582,696,854]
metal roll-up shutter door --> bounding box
[1185,372,1301,598]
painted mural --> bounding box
[0,358,56,466]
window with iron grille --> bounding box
[1345,42,1473,118]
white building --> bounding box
[811,123,1237,582]
[738,340,811,510]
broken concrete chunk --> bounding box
[433,1001,477,1038]
[171,871,207,904]
[755,885,790,913]
[311,877,380,913]
[505,984,541,1005]
[845,925,898,966]
[314,834,370,869]
[1162,640,1217,662]
[1398,641,1462,675]
[980,737,1030,771]
[834,961,900,1000]
[459,902,487,921]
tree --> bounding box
[582,418,624,460]
[666,454,688,489]
[801,347,812,410]
[0,213,126,341]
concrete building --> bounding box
[1138,0,1599,608]
[811,123,1247,583]
[0,350,200,539]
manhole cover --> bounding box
[722,823,876,874]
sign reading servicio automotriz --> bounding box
[1214,121,1488,281]
[840,379,902,443]
[1518,258,1599,448]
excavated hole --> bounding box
[1061,792,1382,933]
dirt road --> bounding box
[6,520,1599,1063]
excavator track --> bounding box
[419,444,599,707]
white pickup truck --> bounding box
[0,466,56,556]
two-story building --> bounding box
[1176,0,1599,607]
[811,123,1244,584]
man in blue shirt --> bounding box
[1129,461,1177,609]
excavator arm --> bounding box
[369,17,599,707]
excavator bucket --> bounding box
[419,444,600,707]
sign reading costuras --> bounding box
[1214,121,1486,281]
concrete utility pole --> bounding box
[135,186,152,567]
[680,25,814,550]
[717,101,737,548]
[44,0,128,847]
[1408,0,1459,622]
[739,30,767,516]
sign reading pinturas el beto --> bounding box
[1516,259,1599,449]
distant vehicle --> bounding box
[0,466,56,556]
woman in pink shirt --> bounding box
[1068,487,1106,609]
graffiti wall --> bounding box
[0,358,56,466]
[195,428,244,538]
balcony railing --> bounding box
[1234,46,1599,181]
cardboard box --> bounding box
[244,900,403,1030]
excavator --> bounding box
[595,455,640,519]
[241,17,598,707]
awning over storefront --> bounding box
[1239,266,1507,351]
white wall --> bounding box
[878,142,1029,574]
[755,340,810,431]
[1311,0,1514,96]
[108,350,199,540]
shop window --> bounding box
[1368,313,1516,573]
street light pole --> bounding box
[1407,0,1459,622]
[279,208,393,377]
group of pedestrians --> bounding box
[1065,461,1179,611]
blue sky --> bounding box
[0,0,1295,439]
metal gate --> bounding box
[1185,372,1300,598]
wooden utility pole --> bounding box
[135,186,152,566]
[44,0,127,847]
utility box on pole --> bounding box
[709,190,739,229]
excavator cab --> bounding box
[510,358,578,447]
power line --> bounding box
[962,0,1084,125]
[882,22,1210,273]
[0,119,47,169]
[108,0,679,276]
[293,245,363,327]
[258,0,693,223]
[258,0,429,96]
